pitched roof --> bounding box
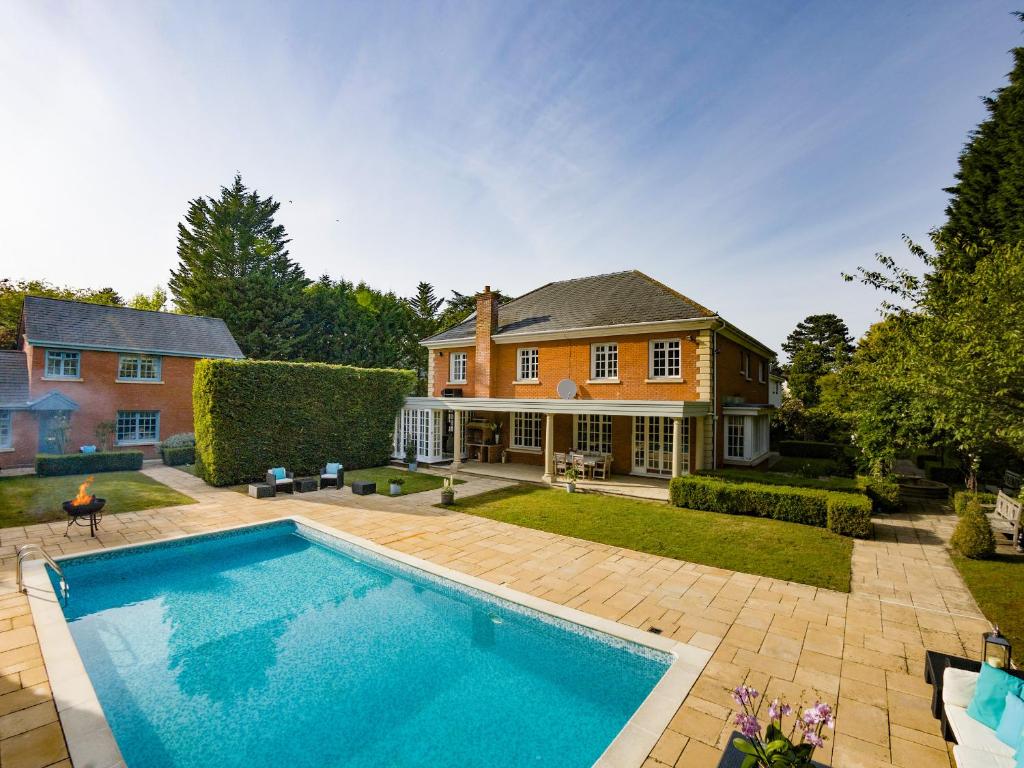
[0,351,29,407]
[424,270,716,344]
[21,297,244,359]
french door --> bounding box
[632,416,688,476]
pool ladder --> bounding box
[16,545,69,606]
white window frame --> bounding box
[44,349,80,379]
[0,410,11,450]
[758,360,766,384]
[511,411,543,450]
[117,353,162,382]
[574,414,612,454]
[741,351,751,380]
[726,415,745,459]
[116,410,160,445]
[590,343,619,381]
[448,352,467,384]
[517,348,539,382]
[648,339,681,379]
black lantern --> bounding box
[983,625,1012,669]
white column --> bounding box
[694,417,705,472]
[542,413,554,483]
[452,410,462,472]
[671,417,683,478]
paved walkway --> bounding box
[0,467,994,768]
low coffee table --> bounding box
[248,483,274,499]
[294,476,319,493]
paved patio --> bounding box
[453,461,672,501]
[0,465,995,768]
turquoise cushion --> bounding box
[968,663,1024,730]
[997,693,1024,748]
[326,463,341,475]
[270,467,286,480]
[80,445,97,453]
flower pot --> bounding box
[389,483,402,496]
[408,462,417,472]
[440,490,455,506]
[566,482,576,493]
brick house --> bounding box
[0,297,243,467]
[393,271,776,479]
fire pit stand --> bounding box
[63,497,106,537]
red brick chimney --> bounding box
[475,286,499,397]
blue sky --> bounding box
[0,1,1019,353]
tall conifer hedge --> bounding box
[193,359,414,486]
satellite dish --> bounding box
[556,379,578,399]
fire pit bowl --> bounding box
[63,497,105,537]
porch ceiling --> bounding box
[403,396,712,418]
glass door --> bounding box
[632,417,688,476]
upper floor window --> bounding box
[517,348,539,382]
[758,360,766,383]
[591,343,618,381]
[45,349,80,379]
[118,353,162,382]
[741,351,751,380]
[449,352,467,384]
[511,411,543,449]
[0,410,11,450]
[649,339,680,379]
[116,410,160,445]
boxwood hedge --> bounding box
[193,359,415,486]
[669,475,872,538]
[35,451,144,477]
[778,440,844,459]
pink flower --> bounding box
[804,732,824,748]
[731,685,760,707]
[734,712,761,739]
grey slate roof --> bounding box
[0,351,29,407]
[21,297,244,359]
[424,271,716,344]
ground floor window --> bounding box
[726,416,745,459]
[632,416,688,475]
[116,410,159,444]
[512,412,543,449]
[575,414,612,454]
[0,410,11,449]
[725,413,770,462]
[393,408,446,461]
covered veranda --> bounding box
[393,396,713,484]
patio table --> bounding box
[293,476,319,493]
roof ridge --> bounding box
[23,295,224,323]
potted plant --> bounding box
[440,476,456,505]
[405,439,417,471]
[727,684,833,767]
[388,477,406,496]
[564,467,578,493]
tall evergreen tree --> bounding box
[406,282,445,393]
[169,175,308,359]
[780,314,854,406]
[941,17,1024,269]
[437,288,511,331]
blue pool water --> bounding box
[53,521,670,768]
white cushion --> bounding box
[953,744,1016,768]
[274,478,292,485]
[945,703,1015,758]
[320,474,334,479]
[944,668,979,708]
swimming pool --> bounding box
[29,518,710,767]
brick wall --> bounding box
[713,335,770,468]
[1,411,37,469]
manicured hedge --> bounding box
[161,446,195,466]
[778,440,844,459]
[954,491,998,516]
[35,451,144,477]
[193,359,415,486]
[860,475,902,514]
[951,503,995,559]
[669,476,872,538]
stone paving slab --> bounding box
[0,466,993,767]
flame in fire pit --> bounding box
[72,476,95,507]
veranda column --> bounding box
[694,417,705,472]
[452,410,463,472]
[671,416,683,478]
[542,413,554,483]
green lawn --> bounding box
[345,467,462,496]
[953,554,1024,653]
[0,471,196,528]
[445,486,853,591]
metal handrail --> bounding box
[16,545,69,606]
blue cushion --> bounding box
[968,663,1024,730]
[326,463,341,475]
[80,445,97,453]
[997,693,1024,748]
[270,467,286,480]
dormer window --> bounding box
[45,349,80,379]
[517,348,539,382]
[449,352,467,384]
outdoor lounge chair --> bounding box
[266,468,295,494]
[320,463,343,489]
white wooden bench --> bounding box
[986,490,1022,546]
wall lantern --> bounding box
[983,625,1012,669]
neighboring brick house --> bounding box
[0,297,243,468]
[393,271,776,478]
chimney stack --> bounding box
[475,286,499,396]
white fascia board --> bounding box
[721,404,774,416]
[403,395,712,418]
